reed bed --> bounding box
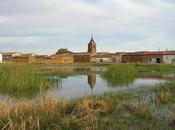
[0,95,107,130]
[0,64,58,97]
[135,63,175,72]
[0,64,175,129]
[1,81,175,129]
[102,64,137,86]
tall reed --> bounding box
[102,64,137,86]
[0,64,58,97]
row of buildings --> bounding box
[0,36,175,64]
[122,51,175,64]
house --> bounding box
[90,53,116,63]
[1,52,21,63]
[39,54,74,64]
[122,51,163,63]
[122,51,175,64]
[163,51,175,64]
[0,53,2,63]
[13,53,36,64]
[73,53,91,63]
[50,54,74,64]
[115,52,125,63]
[34,55,48,64]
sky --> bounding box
[0,0,175,54]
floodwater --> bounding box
[0,66,174,100]
[41,66,174,99]
[50,74,167,99]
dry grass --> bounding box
[156,91,172,104]
[0,96,107,130]
[1,81,175,130]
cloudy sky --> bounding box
[0,0,175,54]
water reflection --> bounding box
[48,74,168,99]
[31,72,175,99]
[88,74,96,92]
[0,65,174,100]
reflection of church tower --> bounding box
[88,74,96,92]
[88,35,96,54]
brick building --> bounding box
[122,51,175,64]
[37,54,74,64]
[13,53,36,64]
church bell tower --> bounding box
[88,35,96,54]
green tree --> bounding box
[56,48,69,54]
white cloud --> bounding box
[0,0,174,54]
[0,16,10,23]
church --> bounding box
[73,35,97,63]
[11,35,117,64]
[74,35,117,63]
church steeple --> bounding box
[88,34,96,54]
[91,33,93,40]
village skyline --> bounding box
[1,35,175,64]
[0,35,174,56]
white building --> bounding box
[163,54,175,64]
[90,53,116,63]
[116,52,125,63]
[0,53,2,63]
[1,52,21,62]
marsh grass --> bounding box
[1,81,175,130]
[135,63,175,73]
[0,64,58,97]
[102,64,137,86]
[0,95,107,130]
[0,63,175,129]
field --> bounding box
[0,63,175,130]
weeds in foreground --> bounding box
[155,91,172,104]
[0,95,107,130]
[1,84,175,130]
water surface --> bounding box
[0,66,174,100]
[50,74,167,99]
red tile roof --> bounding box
[124,51,175,56]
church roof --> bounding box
[88,35,96,45]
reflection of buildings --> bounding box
[88,74,96,92]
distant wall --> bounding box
[36,55,74,64]
[73,55,91,63]
[91,57,113,63]
[122,54,163,63]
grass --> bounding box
[0,64,59,98]
[1,81,175,129]
[135,63,175,73]
[102,64,138,86]
[0,63,175,129]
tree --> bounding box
[56,48,69,54]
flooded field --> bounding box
[51,74,168,99]
[0,64,175,130]
[0,65,174,100]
